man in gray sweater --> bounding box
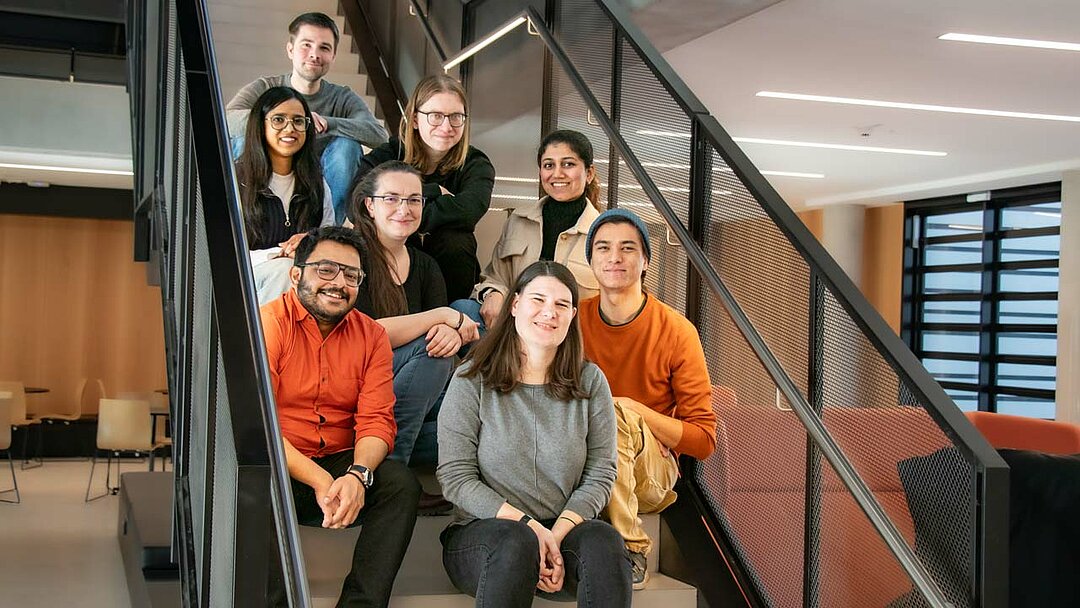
[225,12,387,224]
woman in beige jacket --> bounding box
[467,130,602,329]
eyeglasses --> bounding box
[296,260,364,286]
[266,114,312,131]
[417,110,467,128]
[370,194,425,208]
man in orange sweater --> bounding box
[579,209,716,589]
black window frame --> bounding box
[903,182,1061,416]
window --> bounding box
[903,183,1060,418]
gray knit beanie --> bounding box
[585,208,652,263]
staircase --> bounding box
[205,0,376,117]
[129,0,1009,606]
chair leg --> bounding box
[21,423,42,470]
[0,452,19,504]
[85,451,108,502]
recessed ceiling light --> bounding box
[756,91,1080,123]
[490,193,537,200]
[732,137,947,157]
[760,171,825,179]
[947,224,982,231]
[939,32,1080,53]
[0,162,134,176]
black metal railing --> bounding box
[373,2,1010,607]
[127,0,309,605]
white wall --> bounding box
[1057,170,1080,423]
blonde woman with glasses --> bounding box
[351,75,495,302]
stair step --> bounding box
[207,4,346,30]
[301,513,662,595]
[308,573,696,608]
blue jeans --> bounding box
[449,299,486,360]
[442,518,631,607]
[389,335,454,467]
[229,135,361,225]
[320,136,363,224]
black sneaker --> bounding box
[629,550,649,590]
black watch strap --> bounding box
[519,514,533,526]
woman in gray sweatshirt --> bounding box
[437,261,631,607]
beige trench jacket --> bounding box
[471,196,601,301]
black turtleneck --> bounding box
[540,194,588,261]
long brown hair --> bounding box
[399,74,470,175]
[236,86,324,244]
[537,129,601,210]
[462,261,588,401]
[348,160,423,318]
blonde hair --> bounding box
[399,74,470,175]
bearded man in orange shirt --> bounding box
[579,209,717,590]
[260,226,420,607]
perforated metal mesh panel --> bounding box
[542,2,990,607]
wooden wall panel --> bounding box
[861,204,904,334]
[0,214,166,417]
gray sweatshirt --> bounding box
[225,75,388,151]
[437,362,617,527]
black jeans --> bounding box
[441,518,631,607]
[268,451,421,608]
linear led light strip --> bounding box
[757,91,1080,123]
[940,32,1080,52]
[637,130,948,157]
[444,16,528,71]
[594,158,824,178]
[0,162,134,176]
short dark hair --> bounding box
[293,226,364,267]
[288,12,339,50]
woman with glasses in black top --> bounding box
[349,161,480,512]
[351,75,495,302]
[236,86,334,305]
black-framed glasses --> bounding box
[266,114,312,131]
[416,110,467,128]
[370,194,425,208]
[296,260,364,286]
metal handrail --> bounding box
[517,7,955,606]
[172,0,311,605]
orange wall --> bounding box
[0,214,166,416]
[861,204,904,334]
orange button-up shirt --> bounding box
[261,289,396,458]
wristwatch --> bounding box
[347,464,374,489]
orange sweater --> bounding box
[579,295,716,459]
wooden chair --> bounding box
[0,395,19,504]
[0,381,42,469]
[85,398,153,502]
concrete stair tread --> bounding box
[308,573,695,607]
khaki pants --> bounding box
[602,401,679,556]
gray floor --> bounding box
[0,459,140,608]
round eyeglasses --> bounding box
[416,110,467,128]
[266,114,312,131]
[296,260,364,287]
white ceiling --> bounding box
[660,0,1080,208]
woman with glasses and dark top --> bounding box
[464,130,601,329]
[349,160,481,513]
[350,74,495,303]
[438,260,630,607]
[236,86,334,305]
